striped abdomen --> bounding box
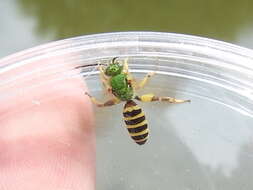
[123,100,149,145]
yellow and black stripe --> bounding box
[123,100,149,145]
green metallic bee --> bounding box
[85,57,190,145]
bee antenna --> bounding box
[112,57,119,64]
[75,63,106,69]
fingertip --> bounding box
[0,77,96,190]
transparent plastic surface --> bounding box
[1,32,253,189]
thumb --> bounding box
[0,76,95,190]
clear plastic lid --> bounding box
[1,32,253,189]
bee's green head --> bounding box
[105,57,123,76]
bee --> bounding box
[85,57,190,145]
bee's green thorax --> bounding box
[110,74,133,101]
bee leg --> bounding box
[101,78,112,93]
[99,64,108,80]
[99,65,112,93]
[135,72,156,90]
[121,58,139,89]
[85,92,121,107]
[135,93,190,103]
[123,57,129,74]
[123,58,134,80]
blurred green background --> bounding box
[1,0,253,58]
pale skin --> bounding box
[0,73,95,190]
[86,58,190,107]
